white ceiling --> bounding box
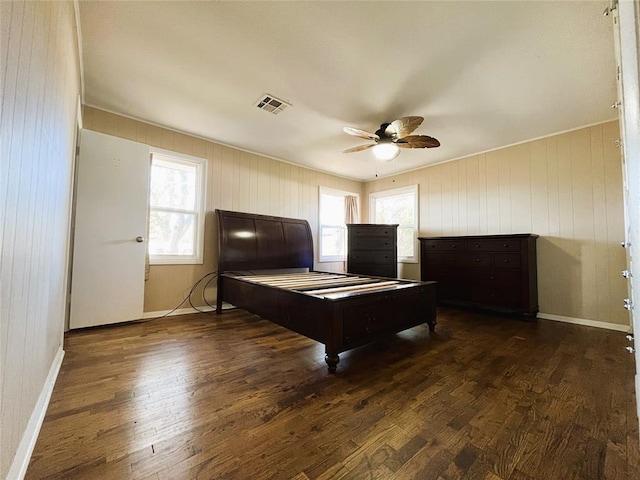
[78,1,617,181]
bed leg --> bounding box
[325,353,340,373]
[427,318,437,332]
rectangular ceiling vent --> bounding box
[255,94,291,115]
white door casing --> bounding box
[70,129,150,329]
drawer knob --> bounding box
[452,245,457,248]
[475,244,480,248]
[503,244,509,248]
[476,258,481,262]
[504,259,509,263]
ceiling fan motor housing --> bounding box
[375,123,393,141]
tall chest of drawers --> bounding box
[347,224,398,278]
[419,234,539,317]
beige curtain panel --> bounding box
[345,195,359,224]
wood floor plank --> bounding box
[26,307,639,479]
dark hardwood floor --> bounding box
[27,308,639,479]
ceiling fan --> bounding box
[342,116,440,161]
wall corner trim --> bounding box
[6,347,65,480]
[538,312,630,332]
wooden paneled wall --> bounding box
[1,1,81,477]
[82,107,362,313]
[364,121,629,327]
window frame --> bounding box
[148,148,207,265]
[369,184,419,263]
[318,186,360,263]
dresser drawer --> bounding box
[467,239,521,252]
[493,253,521,269]
[350,227,396,237]
[422,239,466,251]
[465,253,492,269]
[349,250,395,264]
[468,285,523,308]
[434,270,469,301]
[469,270,521,286]
[440,253,466,267]
[421,251,442,266]
[350,236,395,250]
[349,263,396,278]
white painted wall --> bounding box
[0,1,81,477]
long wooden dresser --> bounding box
[419,234,539,317]
[347,224,398,278]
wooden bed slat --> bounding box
[304,280,401,295]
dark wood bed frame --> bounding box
[215,209,437,372]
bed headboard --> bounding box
[216,209,314,272]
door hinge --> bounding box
[603,0,618,16]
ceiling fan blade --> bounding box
[343,144,376,153]
[385,116,424,138]
[343,126,379,141]
[396,135,440,148]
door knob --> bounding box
[136,236,145,243]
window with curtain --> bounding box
[319,187,359,262]
[369,184,418,263]
[148,149,207,264]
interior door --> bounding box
[70,129,150,329]
[611,1,640,422]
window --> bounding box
[319,187,359,262]
[149,149,206,264]
[370,185,418,263]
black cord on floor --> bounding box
[160,271,218,318]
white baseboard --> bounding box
[7,346,65,480]
[141,302,235,320]
[538,312,631,332]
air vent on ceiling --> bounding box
[255,94,291,115]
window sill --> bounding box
[150,256,203,266]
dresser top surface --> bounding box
[419,233,538,240]
[348,224,399,228]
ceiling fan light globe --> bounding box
[373,143,399,161]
